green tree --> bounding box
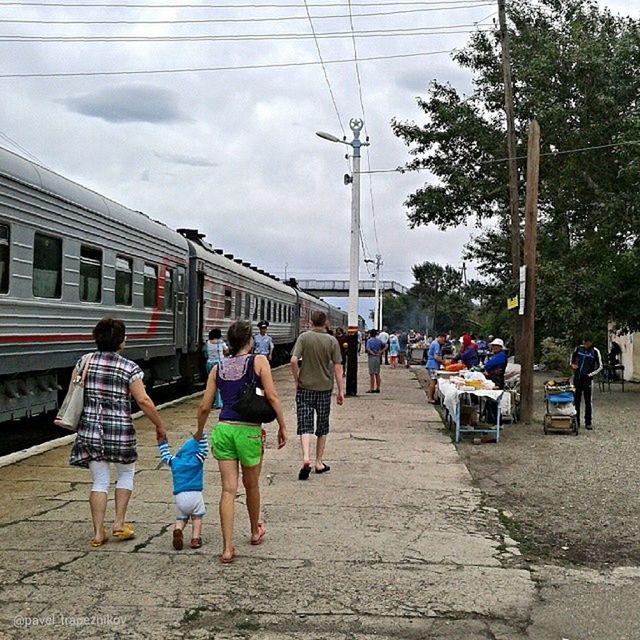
[392,0,640,344]
[411,261,475,335]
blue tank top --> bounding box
[217,354,263,423]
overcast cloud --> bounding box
[0,0,636,322]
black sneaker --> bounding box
[585,424,593,430]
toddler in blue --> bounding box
[158,434,208,550]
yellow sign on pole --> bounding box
[507,296,518,310]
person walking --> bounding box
[366,329,385,391]
[378,326,390,365]
[388,333,400,368]
[290,310,344,480]
[397,330,409,368]
[196,320,288,564]
[571,336,603,430]
[69,317,167,547]
[426,333,446,404]
[205,328,228,409]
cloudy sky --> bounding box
[1,0,637,321]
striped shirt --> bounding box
[158,434,208,495]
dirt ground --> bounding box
[418,369,640,569]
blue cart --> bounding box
[543,381,578,435]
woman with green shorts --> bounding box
[195,320,287,564]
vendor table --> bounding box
[437,379,504,443]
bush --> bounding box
[539,337,571,374]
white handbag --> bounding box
[54,354,94,431]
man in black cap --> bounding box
[253,320,274,362]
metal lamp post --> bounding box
[316,118,369,396]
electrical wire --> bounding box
[0,4,496,24]
[0,131,47,167]
[0,49,454,78]
[346,0,381,256]
[1,0,500,8]
[303,0,346,137]
[357,140,640,174]
[0,26,491,43]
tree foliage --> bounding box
[391,0,640,345]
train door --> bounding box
[196,270,205,353]
[174,267,187,349]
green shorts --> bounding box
[211,422,264,468]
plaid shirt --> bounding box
[69,351,144,468]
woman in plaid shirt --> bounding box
[69,318,167,547]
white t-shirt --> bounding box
[378,331,389,345]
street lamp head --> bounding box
[316,131,341,143]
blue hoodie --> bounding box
[158,434,208,495]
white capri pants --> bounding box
[89,461,136,493]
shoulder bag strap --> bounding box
[80,353,94,385]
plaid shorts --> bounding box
[295,388,333,437]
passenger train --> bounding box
[0,146,347,424]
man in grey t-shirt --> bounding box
[290,310,344,480]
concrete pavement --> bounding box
[0,361,537,639]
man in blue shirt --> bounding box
[366,329,385,393]
[253,320,274,361]
[483,338,508,424]
[426,333,446,403]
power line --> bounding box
[357,140,640,174]
[0,4,496,24]
[0,131,47,167]
[1,0,499,8]
[0,49,454,78]
[0,26,491,43]
[345,0,381,256]
[303,0,345,137]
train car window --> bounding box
[115,256,133,305]
[33,233,62,298]
[224,288,232,317]
[266,300,271,322]
[278,303,282,323]
[164,268,174,310]
[79,245,102,303]
[143,263,158,308]
[235,290,242,318]
[260,298,265,321]
[252,296,258,320]
[244,292,251,319]
[0,224,9,293]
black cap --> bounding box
[257,321,269,328]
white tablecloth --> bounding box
[438,379,506,417]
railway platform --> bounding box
[0,359,536,639]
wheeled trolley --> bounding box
[543,380,578,435]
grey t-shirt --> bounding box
[292,330,342,392]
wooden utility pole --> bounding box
[498,0,521,279]
[498,0,522,357]
[519,120,540,423]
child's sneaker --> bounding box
[173,529,184,550]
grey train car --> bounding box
[0,147,347,424]
[0,146,189,423]
[178,229,347,367]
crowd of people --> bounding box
[64,314,611,562]
[69,313,342,564]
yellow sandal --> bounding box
[112,523,135,540]
[90,528,109,548]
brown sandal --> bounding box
[173,529,183,550]
[191,537,202,549]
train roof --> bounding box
[179,230,295,296]
[0,145,187,251]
